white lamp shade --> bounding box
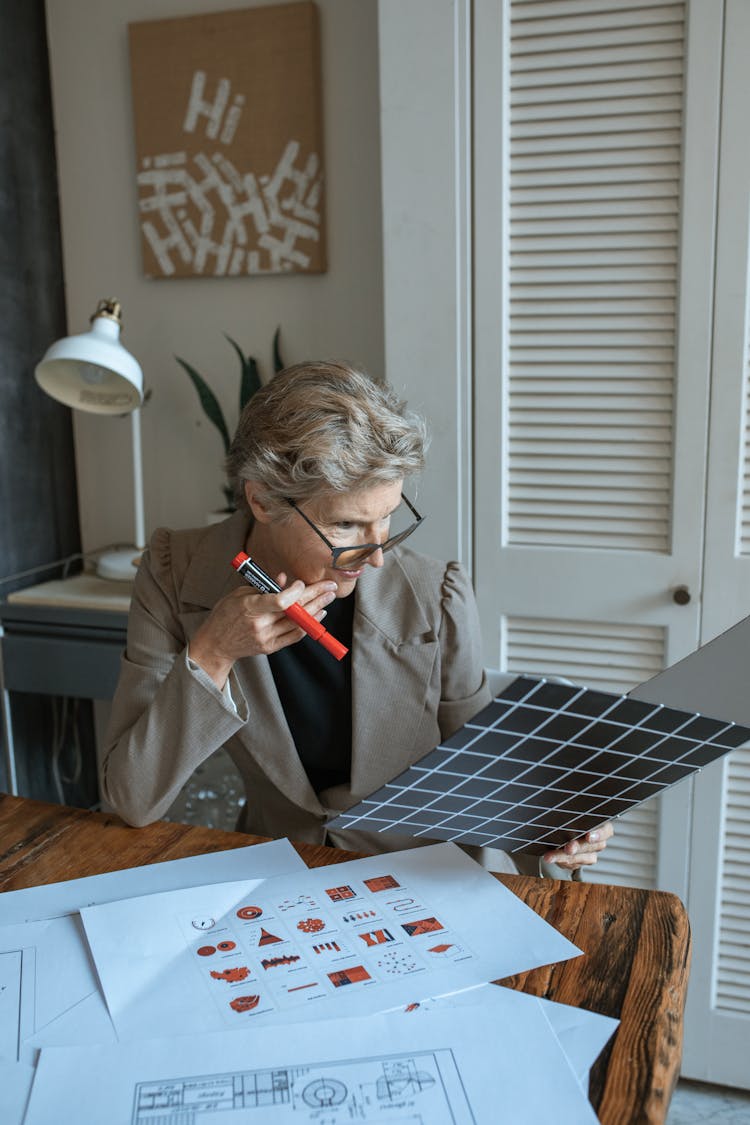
[35,312,143,415]
[33,300,147,579]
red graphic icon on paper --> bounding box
[401,917,444,937]
[342,910,376,924]
[217,940,236,952]
[364,875,400,893]
[229,994,260,1013]
[197,945,216,957]
[297,917,326,934]
[325,885,356,902]
[358,928,394,947]
[327,965,371,988]
[261,954,301,970]
[428,943,454,954]
[210,966,250,983]
[313,941,341,954]
[236,905,263,921]
[257,928,282,946]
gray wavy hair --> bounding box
[226,360,428,514]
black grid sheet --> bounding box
[328,676,750,855]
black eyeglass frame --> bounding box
[285,493,424,570]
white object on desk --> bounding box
[6,573,133,613]
[24,977,602,1125]
[80,842,581,1041]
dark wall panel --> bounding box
[0,2,96,805]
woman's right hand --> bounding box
[188,574,338,688]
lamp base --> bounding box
[95,547,142,582]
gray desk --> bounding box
[0,575,131,795]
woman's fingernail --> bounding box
[589,831,600,842]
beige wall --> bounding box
[45,0,384,548]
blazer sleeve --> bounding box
[100,529,247,826]
[436,560,492,738]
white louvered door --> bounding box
[474,0,722,892]
[379,0,750,1088]
[678,0,750,1085]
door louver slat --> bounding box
[507,0,684,552]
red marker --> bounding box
[231,552,349,661]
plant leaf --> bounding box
[175,356,231,453]
[225,333,262,413]
[273,325,285,372]
[240,356,261,413]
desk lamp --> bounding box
[35,298,145,581]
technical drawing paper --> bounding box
[0,920,87,1064]
[0,836,304,925]
[81,842,580,1041]
[0,949,27,1061]
[25,992,599,1124]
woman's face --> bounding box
[246,479,405,596]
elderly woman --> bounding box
[102,361,611,875]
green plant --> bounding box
[176,327,284,510]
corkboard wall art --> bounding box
[128,2,326,278]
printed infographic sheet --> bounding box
[81,842,581,1040]
[25,988,603,1125]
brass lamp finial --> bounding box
[91,298,123,326]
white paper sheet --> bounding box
[0,915,96,1063]
[0,1058,35,1125]
[0,949,28,1061]
[20,990,116,1060]
[25,991,600,1124]
[81,841,581,1041]
[538,992,620,1089]
[0,838,305,1065]
[407,982,619,1091]
[0,835,304,924]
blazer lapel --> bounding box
[349,553,439,798]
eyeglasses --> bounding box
[286,494,424,571]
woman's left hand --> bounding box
[542,821,614,871]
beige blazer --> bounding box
[101,512,492,855]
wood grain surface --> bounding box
[0,794,691,1123]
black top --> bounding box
[267,592,355,792]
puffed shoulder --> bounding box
[439,559,474,609]
[388,547,474,618]
[390,548,489,718]
[135,512,251,608]
[132,525,188,604]
[143,523,217,579]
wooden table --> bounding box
[0,794,691,1123]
